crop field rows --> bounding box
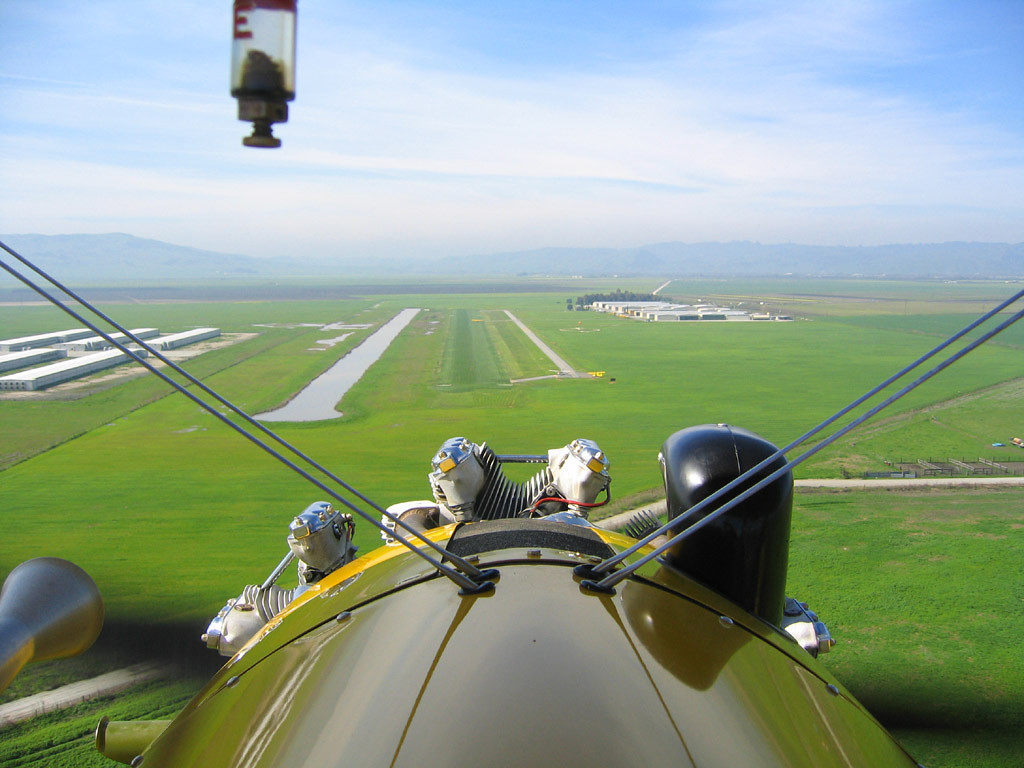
[1,277,1022,767]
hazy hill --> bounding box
[2,233,1023,283]
[0,233,281,282]
[457,241,1024,278]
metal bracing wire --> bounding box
[584,301,1024,592]
[586,287,1024,578]
[0,242,492,593]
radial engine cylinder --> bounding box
[429,437,487,521]
[546,438,609,516]
[287,501,356,582]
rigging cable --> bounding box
[0,242,494,594]
[582,298,1024,592]
[585,287,1024,579]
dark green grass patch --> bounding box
[437,309,508,391]
[482,310,553,379]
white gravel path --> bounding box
[795,476,1024,489]
[503,310,584,378]
[0,662,170,728]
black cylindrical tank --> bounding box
[659,424,791,626]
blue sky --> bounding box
[2,1,1023,260]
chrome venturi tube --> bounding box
[0,557,104,692]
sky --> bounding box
[2,0,1023,261]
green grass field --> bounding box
[482,309,554,379]
[438,309,509,390]
[0,678,204,768]
[1,277,1023,766]
[788,487,1024,767]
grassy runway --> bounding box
[1,277,1022,766]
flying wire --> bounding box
[584,299,1024,592]
[0,242,492,593]
[586,287,1024,578]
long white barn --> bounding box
[56,328,160,353]
[0,348,68,374]
[0,349,149,391]
[0,328,93,352]
[147,328,220,350]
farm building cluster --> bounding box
[0,327,220,391]
[586,300,792,322]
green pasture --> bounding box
[1,278,1022,766]
[805,376,1024,477]
[482,309,554,379]
[0,300,391,470]
[0,678,203,768]
[789,486,1024,768]
[2,284,1023,619]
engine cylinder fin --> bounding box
[494,475,512,519]
[621,508,662,540]
[241,583,295,623]
[472,445,554,520]
[499,475,515,517]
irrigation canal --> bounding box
[256,308,421,422]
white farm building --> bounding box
[147,328,220,350]
[0,348,67,374]
[588,300,791,322]
[56,328,160,354]
[0,349,149,391]
[0,328,93,352]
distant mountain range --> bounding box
[461,241,1024,279]
[2,233,1022,283]
[0,233,277,281]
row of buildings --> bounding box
[0,327,220,391]
[587,300,792,322]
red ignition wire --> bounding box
[530,487,610,513]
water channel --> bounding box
[256,308,421,422]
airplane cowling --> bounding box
[137,542,915,768]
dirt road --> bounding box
[0,662,169,728]
[795,476,1024,489]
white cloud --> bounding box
[2,0,1023,257]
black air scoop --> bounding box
[446,518,614,560]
